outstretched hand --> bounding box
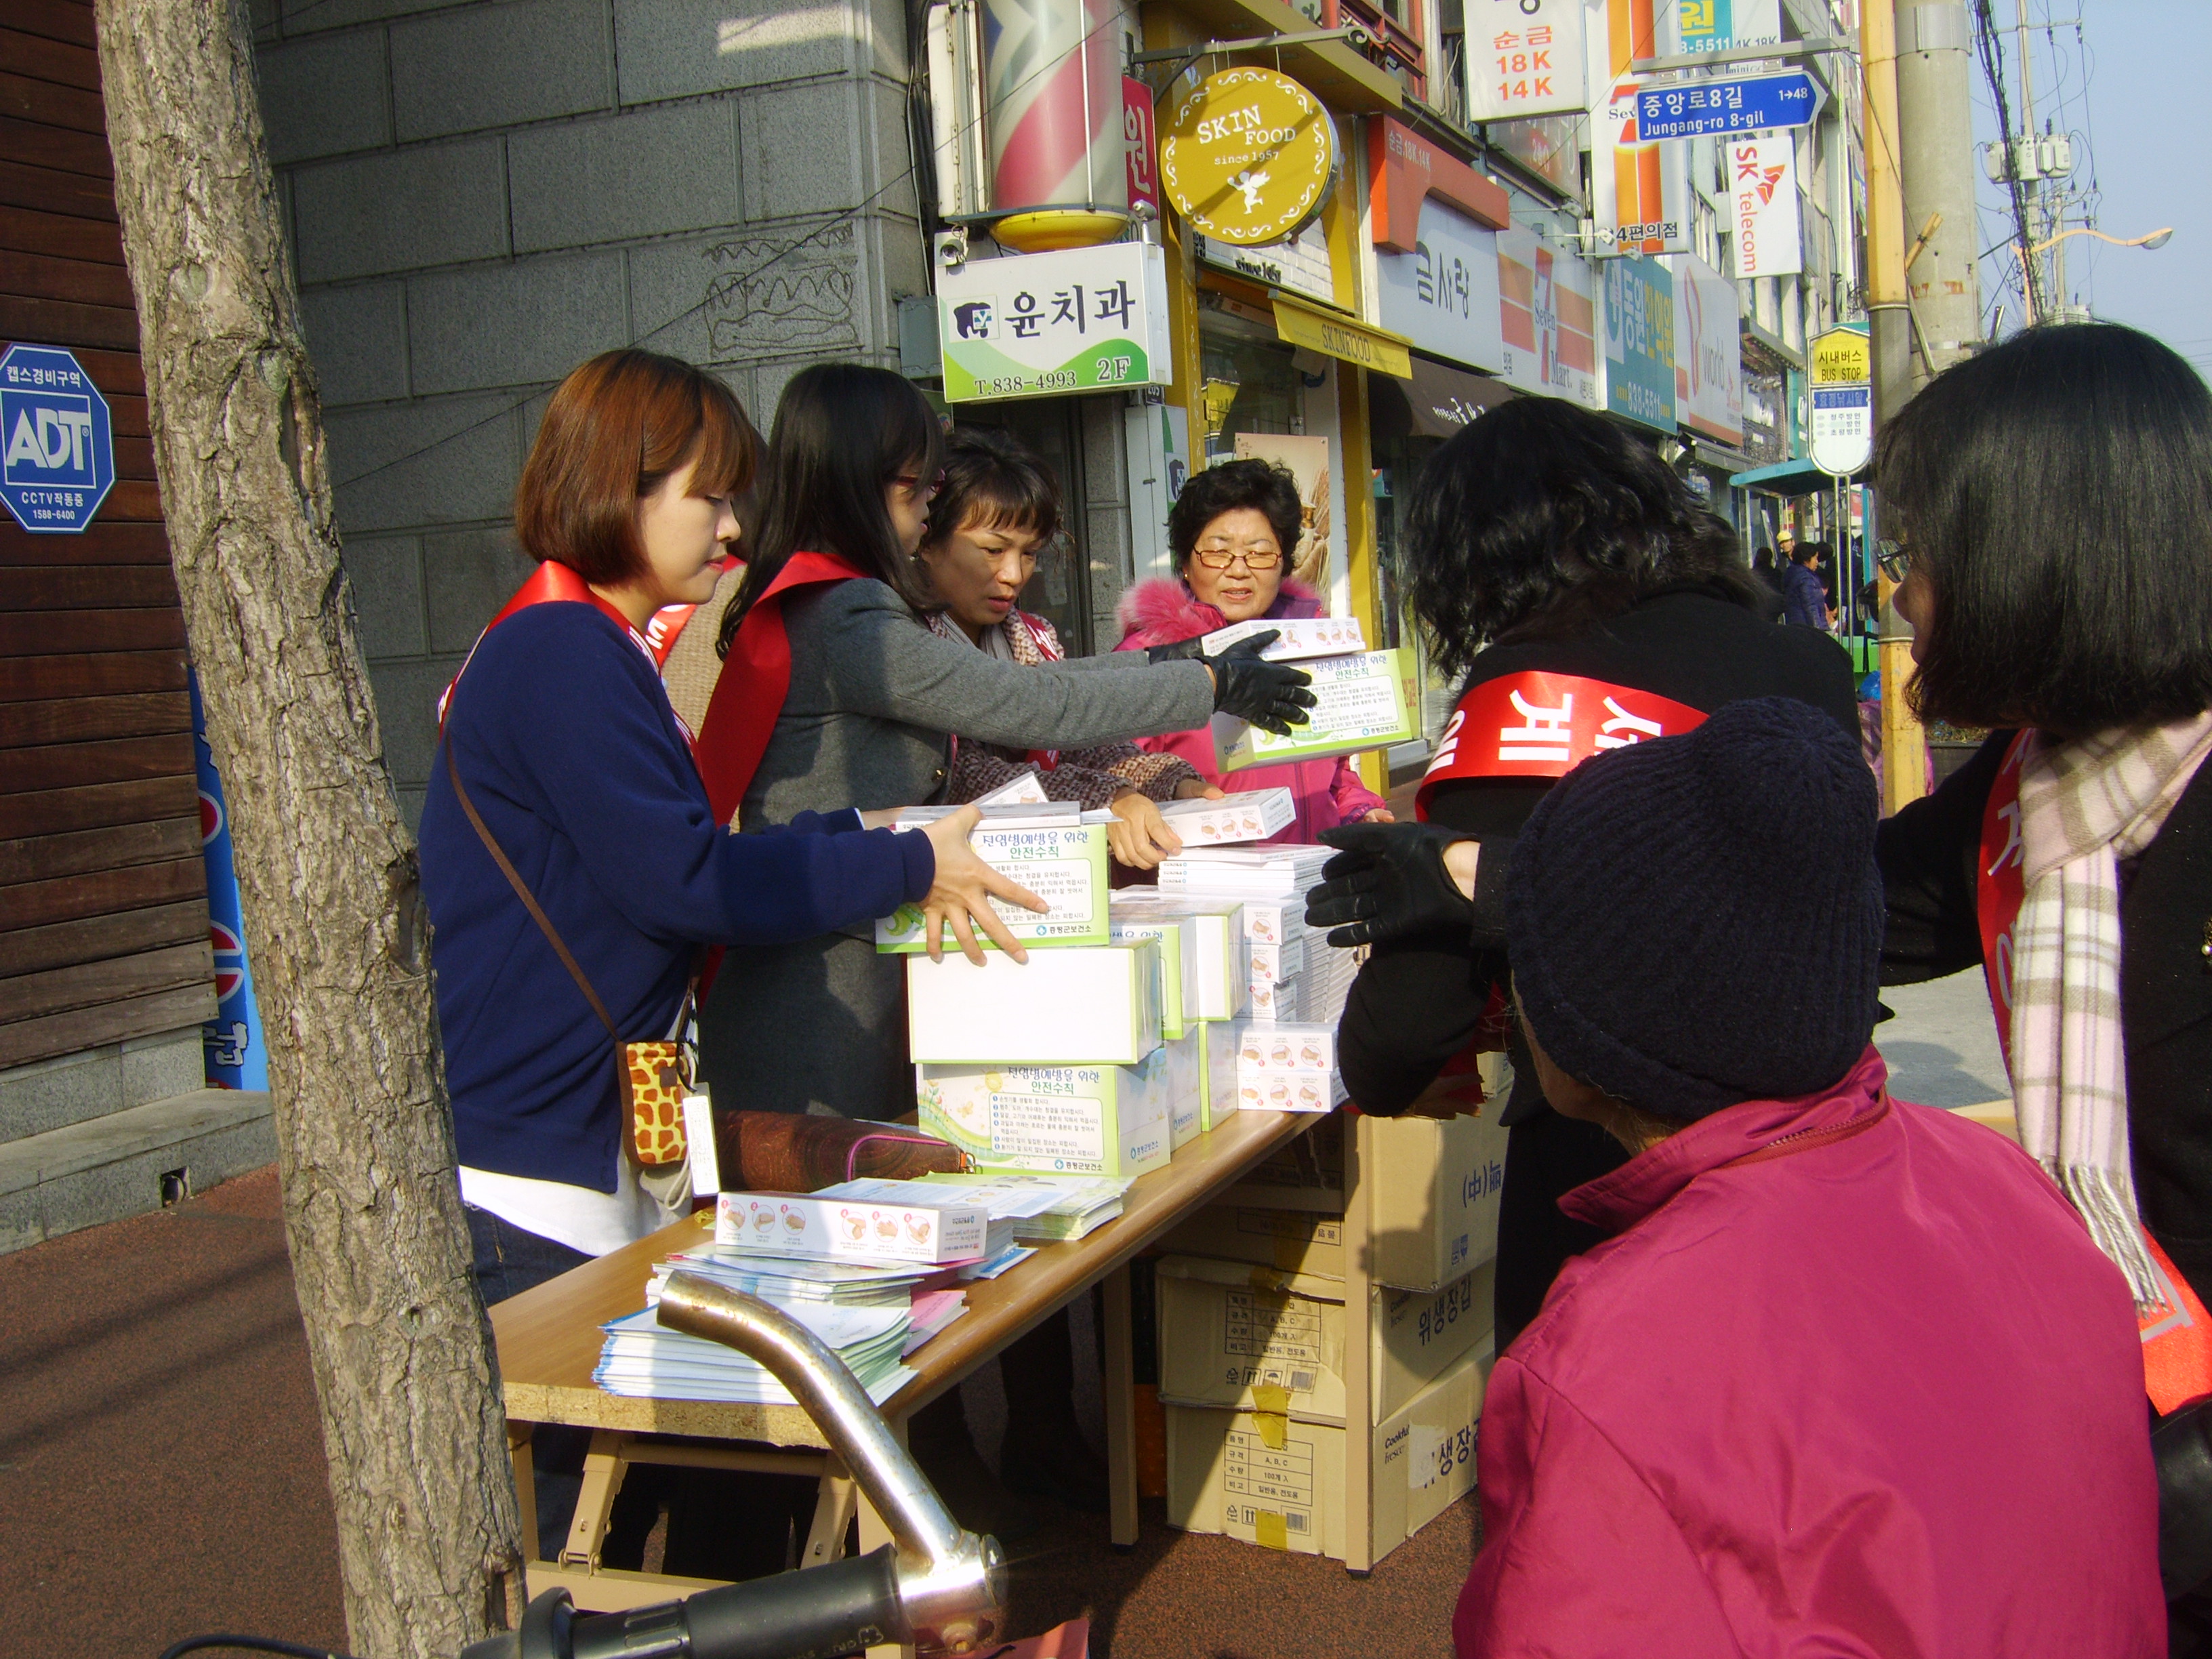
[916,805,1048,964]
[1306,820,1481,948]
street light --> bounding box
[2011,226,2175,323]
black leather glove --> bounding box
[1206,633,1315,736]
[1146,637,1207,664]
[2156,1399,2212,1599]
[1306,821,1479,947]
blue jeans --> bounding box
[466,1203,592,1307]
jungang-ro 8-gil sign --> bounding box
[1158,68,1336,247]
[1,342,115,534]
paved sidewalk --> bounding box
[1875,970,2011,1109]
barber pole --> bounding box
[983,0,1130,251]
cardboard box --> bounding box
[916,1048,1173,1179]
[1157,787,1295,847]
[1167,1108,1513,1290]
[1200,615,1368,661]
[1109,894,1248,1021]
[1214,649,1416,773]
[878,821,1107,951]
[714,1191,988,1264]
[1163,1338,1496,1563]
[906,941,1163,1066]
[1155,1256,1494,1423]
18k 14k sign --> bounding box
[1158,69,1336,247]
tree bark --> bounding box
[90,3,524,1654]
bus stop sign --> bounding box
[1,342,115,534]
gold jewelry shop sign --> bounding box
[1158,68,1338,247]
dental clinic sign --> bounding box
[1,344,114,533]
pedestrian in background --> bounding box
[1783,537,1836,629]
[1748,544,1787,621]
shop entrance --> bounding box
[947,395,1094,657]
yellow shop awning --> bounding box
[1271,293,1414,380]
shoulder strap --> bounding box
[443,733,619,1042]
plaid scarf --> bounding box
[2012,712,2212,1303]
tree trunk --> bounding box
[90,3,524,1654]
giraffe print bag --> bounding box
[445,736,695,1171]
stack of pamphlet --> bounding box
[912,1172,1132,1242]
[1157,845,1355,1031]
[594,1298,918,1404]
[644,1248,933,1309]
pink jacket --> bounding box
[1113,577,1389,843]
[1458,1048,2163,1659]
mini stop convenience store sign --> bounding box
[1,343,115,533]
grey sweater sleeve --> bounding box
[819,582,1214,748]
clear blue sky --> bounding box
[1966,1,2211,377]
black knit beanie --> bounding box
[1504,696,1884,1122]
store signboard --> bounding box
[1462,0,1588,122]
[1124,76,1158,215]
[1667,253,1742,445]
[1496,226,1599,407]
[1159,69,1336,247]
[1376,196,1504,374]
[938,241,1170,402]
[1677,0,1782,53]
[1198,222,1337,306]
[1729,133,1802,278]
[1601,253,1677,430]
[1589,0,1691,256]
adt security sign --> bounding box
[1,343,115,534]
[1636,72,1820,141]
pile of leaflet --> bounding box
[595,1300,920,1404]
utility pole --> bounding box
[1895,3,1983,383]
[1860,0,1927,813]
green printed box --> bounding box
[917,1050,1174,1178]
[878,822,1107,952]
[1213,648,1416,773]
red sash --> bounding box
[438,560,662,729]
[1416,672,1707,819]
[1975,731,2212,1412]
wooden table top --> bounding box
[492,1107,1320,1447]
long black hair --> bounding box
[717,363,946,655]
[1876,322,2212,736]
[1401,395,1760,680]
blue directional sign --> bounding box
[1,342,116,534]
[1636,72,1820,141]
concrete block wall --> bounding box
[251,0,928,822]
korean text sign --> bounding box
[1376,196,1504,374]
[1602,254,1677,431]
[938,241,1170,402]
[1462,0,1587,122]
[1,342,115,533]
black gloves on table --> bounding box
[1307,820,1480,948]
[1149,629,1317,737]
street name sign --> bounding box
[1,342,115,534]
[1635,72,1820,141]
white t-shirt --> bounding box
[459,1160,676,1258]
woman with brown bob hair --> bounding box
[419,348,1021,1298]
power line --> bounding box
[1971,0,2044,321]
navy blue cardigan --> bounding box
[420,602,932,1191]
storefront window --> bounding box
[1197,327,1302,463]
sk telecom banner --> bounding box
[1496,227,1599,407]
[1677,0,1782,54]
[1589,0,1690,255]
[1602,253,1676,430]
[1729,134,1801,277]
[1463,0,1588,122]
[1666,253,1743,444]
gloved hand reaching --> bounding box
[1200,631,1316,737]
[1306,820,1482,947]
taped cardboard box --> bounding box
[916,1048,1173,1179]
[1167,1107,1513,1291]
[1109,893,1248,1022]
[1155,1254,1496,1423]
[1213,649,1416,773]
[878,821,1107,951]
[1163,1337,1497,1563]
[906,940,1162,1066]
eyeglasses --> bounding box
[1875,539,1914,583]
[1191,541,1284,571]
[895,470,945,502]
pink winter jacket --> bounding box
[1113,577,1389,843]
[1458,1048,2163,1659]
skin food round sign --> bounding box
[1158,69,1337,247]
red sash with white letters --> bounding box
[1974,731,2212,1412]
[1414,671,1708,819]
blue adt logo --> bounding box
[1,342,115,534]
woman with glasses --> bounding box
[1112,457,1394,840]
[1298,395,1858,1348]
[661,365,1315,1122]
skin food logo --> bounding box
[1159,68,1336,247]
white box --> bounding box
[1200,616,1368,661]
[1109,893,1249,1021]
[916,1050,1172,1178]
[1237,1023,1336,1074]
[906,942,1163,1065]
[1245,975,1308,1025]
[1157,788,1295,847]
[1162,1029,1203,1151]
[1193,1019,1239,1133]
[1248,933,1307,985]
[1214,649,1416,773]
[714,1191,987,1264]
[1231,899,1307,947]
[878,821,1107,951]
[1164,1338,1496,1563]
